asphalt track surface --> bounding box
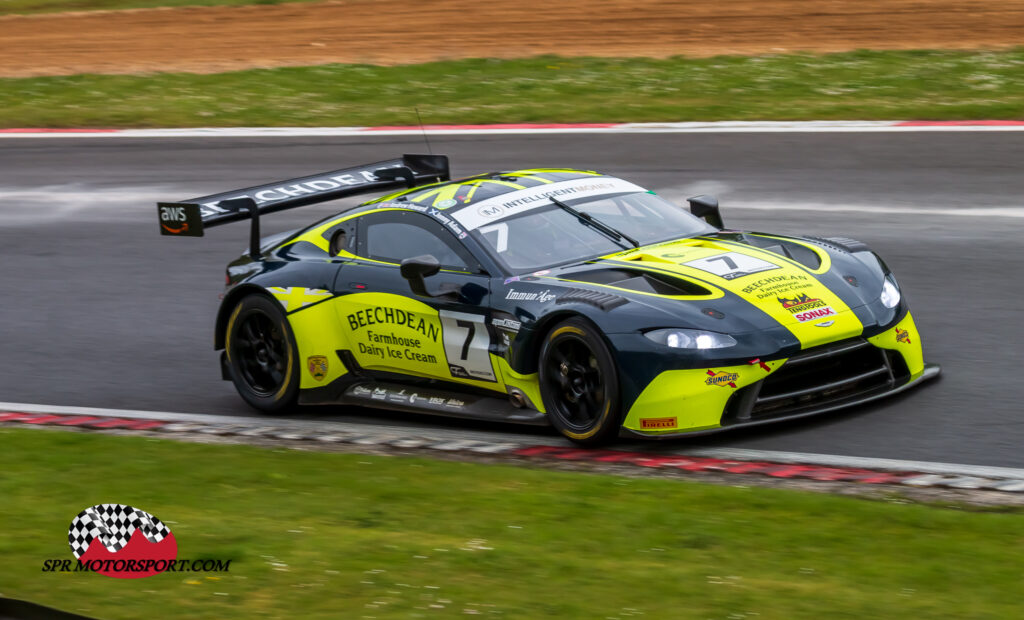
[1,131,1021,466]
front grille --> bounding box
[723,339,909,424]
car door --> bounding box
[332,209,499,387]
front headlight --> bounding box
[644,328,737,349]
[880,276,901,309]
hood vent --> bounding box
[564,268,711,296]
[736,234,822,270]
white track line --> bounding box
[4,401,1023,479]
[723,202,1024,218]
[3,121,1024,139]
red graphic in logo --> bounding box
[69,504,177,579]
[895,327,912,344]
[160,222,189,234]
[777,293,821,309]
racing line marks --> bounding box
[2,404,1024,495]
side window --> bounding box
[358,211,481,272]
[326,219,358,257]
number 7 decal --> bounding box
[439,311,496,382]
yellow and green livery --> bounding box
[159,154,939,445]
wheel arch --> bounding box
[214,284,283,351]
[518,309,615,374]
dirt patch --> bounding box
[1,0,1022,77]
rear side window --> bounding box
[358,211,481,272]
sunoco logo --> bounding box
[705,370,739,388]
[40,504,231,578]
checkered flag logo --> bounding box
[68,504,171,560]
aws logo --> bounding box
[157,203,202,236]
[159,205,189,233]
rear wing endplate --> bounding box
[157,153,449,256]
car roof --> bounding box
[360,168,606,210]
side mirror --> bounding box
[687,195,724,229]
[400,255,441,297]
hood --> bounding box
[555,233,880,348]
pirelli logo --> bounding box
[640,417,677,430]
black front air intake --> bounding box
[723,339,909,425]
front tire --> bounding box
[538,317,622,446]
[225,294,299,413]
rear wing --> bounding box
[157,153,449,255]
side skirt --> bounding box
[340,381,550,425]
[299,376,550,426]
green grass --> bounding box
[3,50,1024,128]
[0,0,324,16]
[1,428,1023,619]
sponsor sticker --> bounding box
[157,203,204,237]
[705,370,739,388]
[505,289,557,303]
[307,355,328,381]
[640,417,677,430]
[895,327,912,344]
[453,177,646,230]
[683,252,780,280]
[777,293,837,323]
[437,199,458,209]
[492,318,522,332]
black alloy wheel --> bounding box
[226,295,299,413]
[538,317,622,446]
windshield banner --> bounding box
[453,177,646,231]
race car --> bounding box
[158,154,939,445]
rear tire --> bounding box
[538,317,622,446]
[224,294,300,414]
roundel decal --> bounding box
[68,504,178,579]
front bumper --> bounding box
[620,362,939,440]
[620,312,937,438]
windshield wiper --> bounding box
[549,197,640,248]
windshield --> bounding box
[473,191,714,273]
